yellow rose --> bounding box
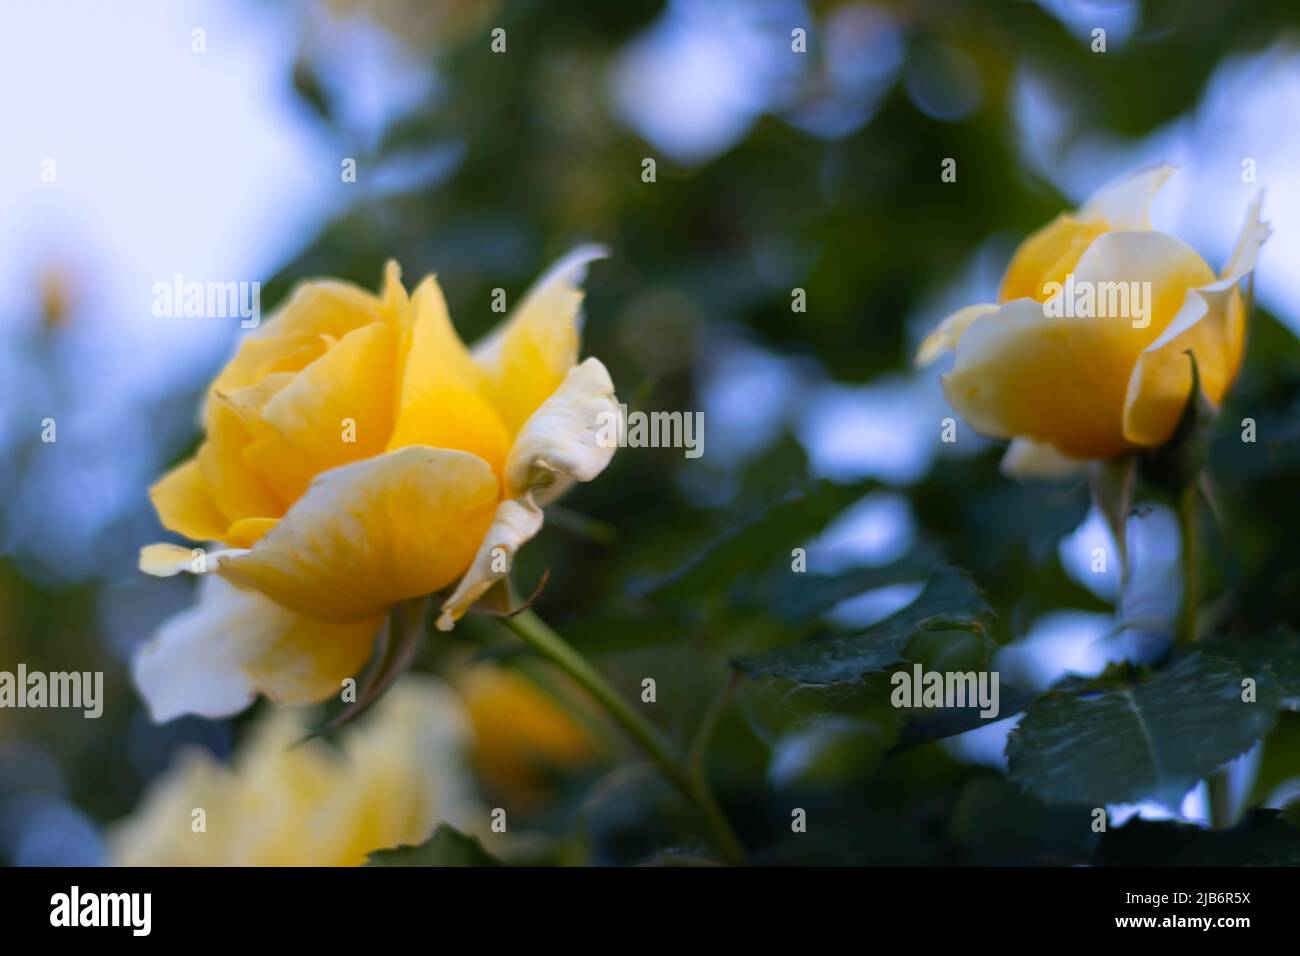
[110,676,478,866]
[918,166,1269,477]
[457,665,597,805]
[135,247,619,721]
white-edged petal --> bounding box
[435,498,544,631]
[504,357,620,498]
[1000,438,1087,480]
[438,357,619,630]
[133,576,382,722]
[1122,193,1270,446]
[916,303,998,367]
[1079,164,1176,230]
[471,244,610,434]
[140,542,249,577]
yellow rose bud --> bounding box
[918,166,1269,477]
[109,677,478,866]
[135,247,619,721]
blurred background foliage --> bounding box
[3,0,1300,866]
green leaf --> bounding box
[1247,711,1300,807]
[733,566,992,683]
[1207,627,1300,699]
[633,480,868,604]
[894,682,1035,749]
[1007,651,1281,807]
[754,547,943,624]
[366,824,504,867]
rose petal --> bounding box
[134,575,383,721]
[472,245,609,434]
[1078,164,1176,231]
[140,542,248,577]
[916,303,998,366]
[198,397,281,527]
[503,357,620,498]
[259,320,398,474]
[386,275,513,475]
[1122,194,1270,446]
[219,446,499,622]
[945,231,1215,458]
[149,458,228,542]
[210,279,390,398]
[437,358,619,630]
[999,215,1111,303]
[1000,438,1086,480]
[436,497,544,631]
[998,166,1177,304]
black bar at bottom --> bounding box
[0,865,1291,941]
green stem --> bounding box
[1207,768,1235,830]
[688,672,739,777]
[1178,486,1234,829]
[500,609,745,864]
[1176,485,1199,646]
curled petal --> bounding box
[916,303,998,366]
[134,576,383,721]
[473,245,609,434]
[1123,194,1270,446]
[436,497,544,632]
[1078,164,1176,230]
[504,357,620,498]
[438,358,619,630]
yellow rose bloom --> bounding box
[135,247,619,721]
[458,666,597,804]
[109,677,477,866]
[918,166,1269,477]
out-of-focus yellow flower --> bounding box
[918,167,1269,477]
[38,266,75,331]
[135,248,619,721]
[110,676,477,866]
[320,0,500,54]
[458,666,596,804]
